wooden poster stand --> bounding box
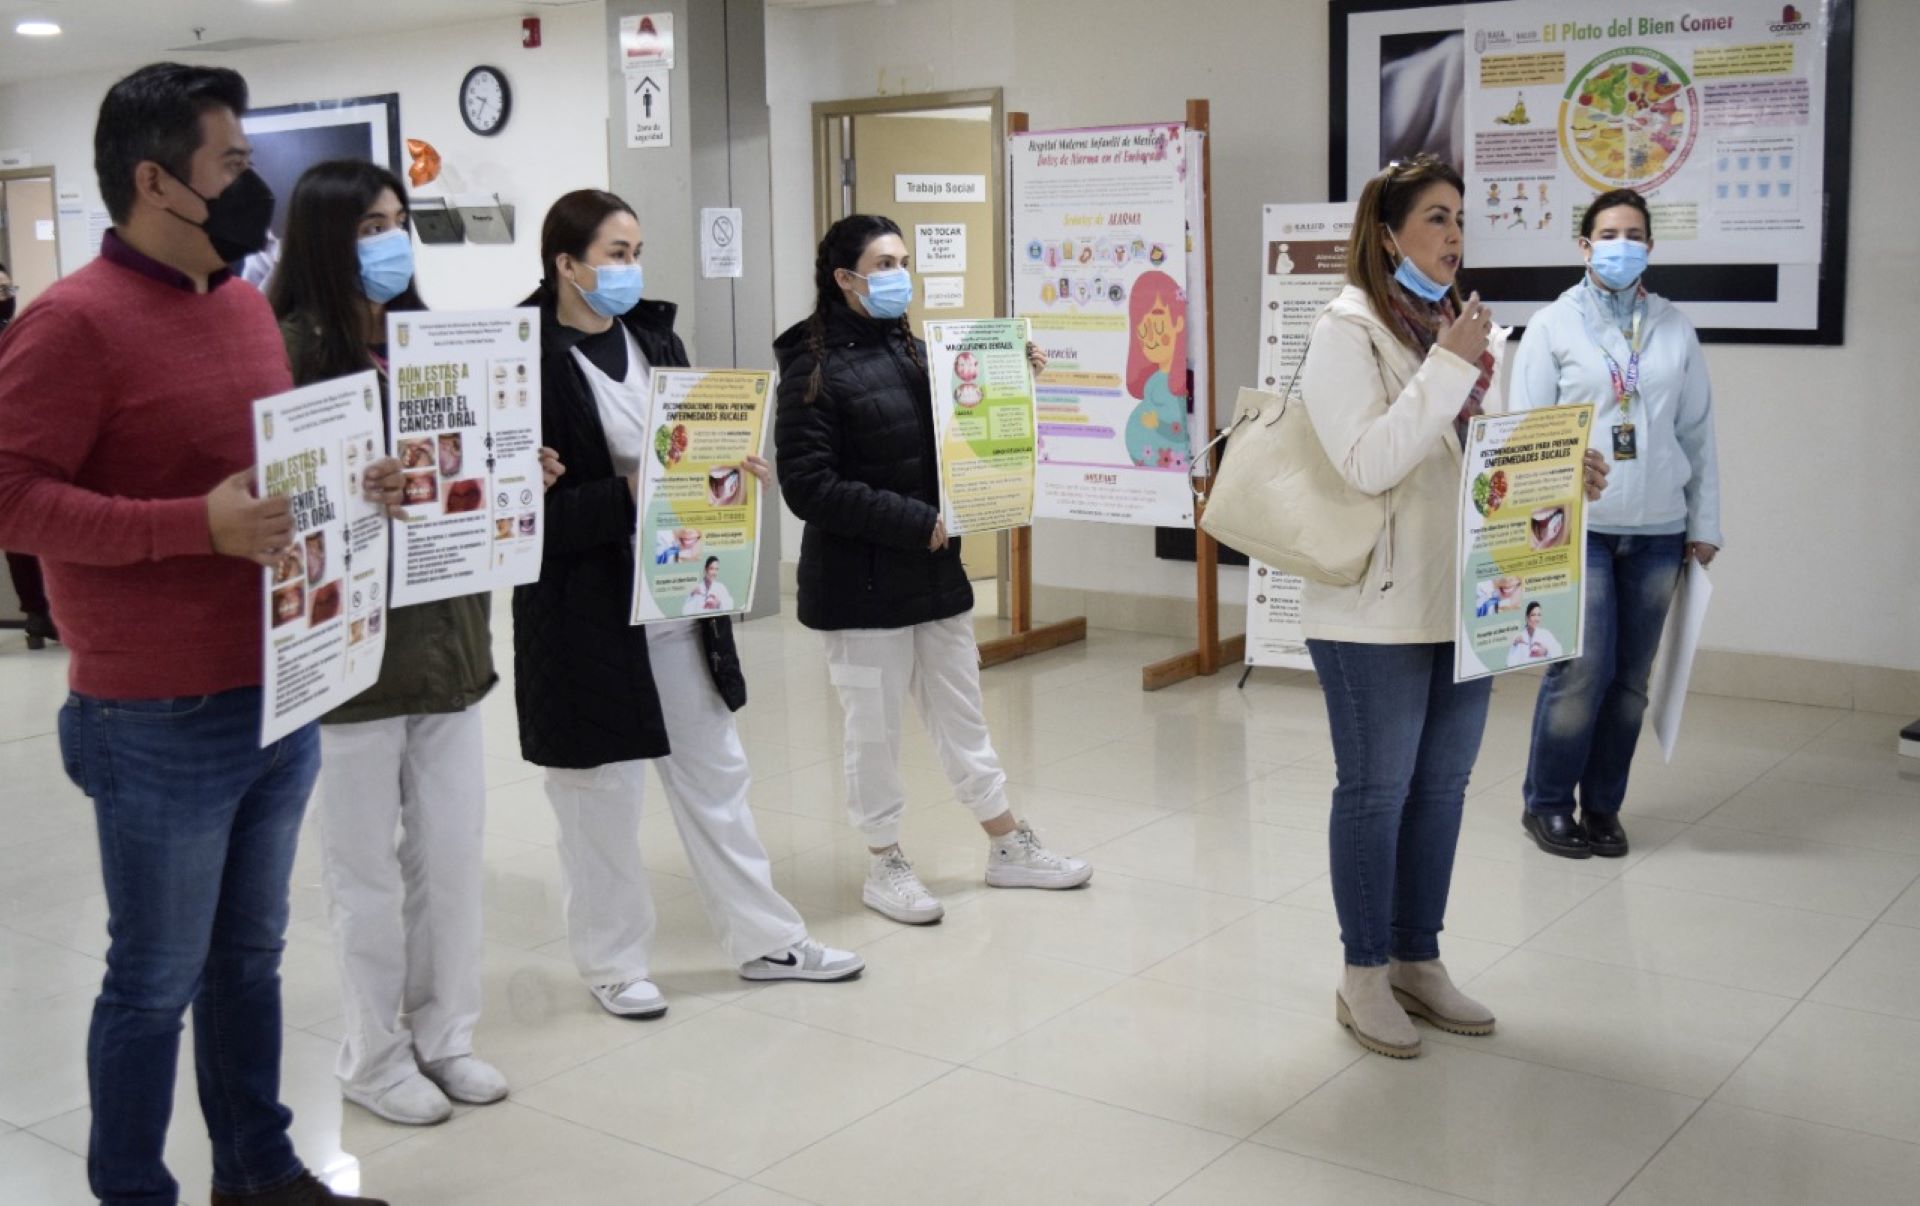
[982,101,1240,689]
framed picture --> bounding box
[1330,0,1854,344]
[241,93,403,242]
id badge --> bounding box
[1612,423,1638,461]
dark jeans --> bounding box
[1308,640,1492,967]
[1524,532,1685,817]
[58,688,320,1206]
[6,550,47,613]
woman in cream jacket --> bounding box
[1298,154,1607,1058]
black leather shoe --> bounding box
[1583,811,1630,858]
[211,1171,388,1205]
[1522,811,1592,859]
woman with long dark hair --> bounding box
[773,214,1091,926]
[1298,155,1608,1057]
[515,189,861,1020]
[272,160,545,1124]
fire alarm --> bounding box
[521,17,542,48]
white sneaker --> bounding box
[591,978,668,1019]
[420,1054,509,1105]
[985,821,1093,889]
[343,1071,453,1126]
[740,937,866,982]
[863,848,945,924]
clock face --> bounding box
[461,66,510,136]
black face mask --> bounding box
[0,298,14,326]
[162,167,276,263]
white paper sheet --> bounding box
[1649,559,1714,762]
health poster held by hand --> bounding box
[925,317,1037,536]
[254,371,388,746]
[1455,404,1594,682]
[386,309,543,606]
[631,368,770,623]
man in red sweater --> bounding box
[0,65,393,1206]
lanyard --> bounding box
[1598,302,1643,417]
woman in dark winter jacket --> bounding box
[514,189,861,1020]
[773,213,1093,927]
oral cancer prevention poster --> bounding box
[1011,123,1195,527]
[1463,0,1826,265]
[1455,404,1594,682]
[924,317,1037,536]
[630,368,768,622]
[254,371,389,746]
[386,309,544,607]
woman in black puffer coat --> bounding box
[774,214,1093,928]
[514,190,862,1020]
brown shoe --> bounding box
[211,1171,388,1206]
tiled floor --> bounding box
[3,598,1919,1205]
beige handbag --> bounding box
[1192,331,1388,587]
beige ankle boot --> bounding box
[1388,958,1496,1036]
[1336,965,1421,1058]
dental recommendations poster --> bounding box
[631,368,769,622]
[386,309,543,607]
[1455,404,1594,682]
[1463,0,1827,266]
[1011,123,1194,527]
[924,318,1036,536]
[254,372,389,745]
[1244,202,1356,672]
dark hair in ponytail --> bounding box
[802,213,920,402]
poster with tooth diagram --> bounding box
[631,368,769,623]
[1011,123,1195,527]
[254,372,389,746]
[1463,0,1827,266]
[386,309,543,607]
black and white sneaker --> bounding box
[739,937,865,982]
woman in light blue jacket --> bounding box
[1508,187,1722,860]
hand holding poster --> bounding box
[1455,404,1594,681]
[631,368,769,622]
[386,309,543,607]
[924,317,1036,536]
[255,372,389,745]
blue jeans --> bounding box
[1308,640,1492,967]
[1524,532,1685,817]
[58,688,320,1206]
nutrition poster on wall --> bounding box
[1242,202,1357,671]
[1463,0,1827,265]
[1011,123,1194,527]
[924,317,1036,536]
[254,372,389,745]
[1455,404,1594,682]
[630,368,769,622]
[385,309,543,607]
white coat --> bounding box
[1298,284,1485,645]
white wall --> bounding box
[0,3,610,309]
[767,0,1920,674]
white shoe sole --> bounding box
[985,863,1094,890]
[862,883,945,925]
[342,1085,453,1126]
[423,1069,510,1105]
[739,958,867,983]
[593,994,668,1020]
[1334,993,1422,1059]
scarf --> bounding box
[1388,284,1495,440]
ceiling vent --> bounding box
[164,37,301,54]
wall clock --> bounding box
[460,65,511,137]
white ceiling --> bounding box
[0,0,598,87]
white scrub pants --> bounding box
[544,622,808,987]
[823,611,1012,849]
[317,706,487,1094]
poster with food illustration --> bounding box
[630,368,769,623]
[1011,123,1195,527]
[923,317,1036,536]
[1455,403,1594,681]
[1463,0,1826,267]
[254,371,388,745]
[385,308,542,606]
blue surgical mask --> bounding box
[1388,231,1451,303]
[857,267,914,320]
[357,228,414,304]
[1587,239,1649,291]
[573,261,643,318]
